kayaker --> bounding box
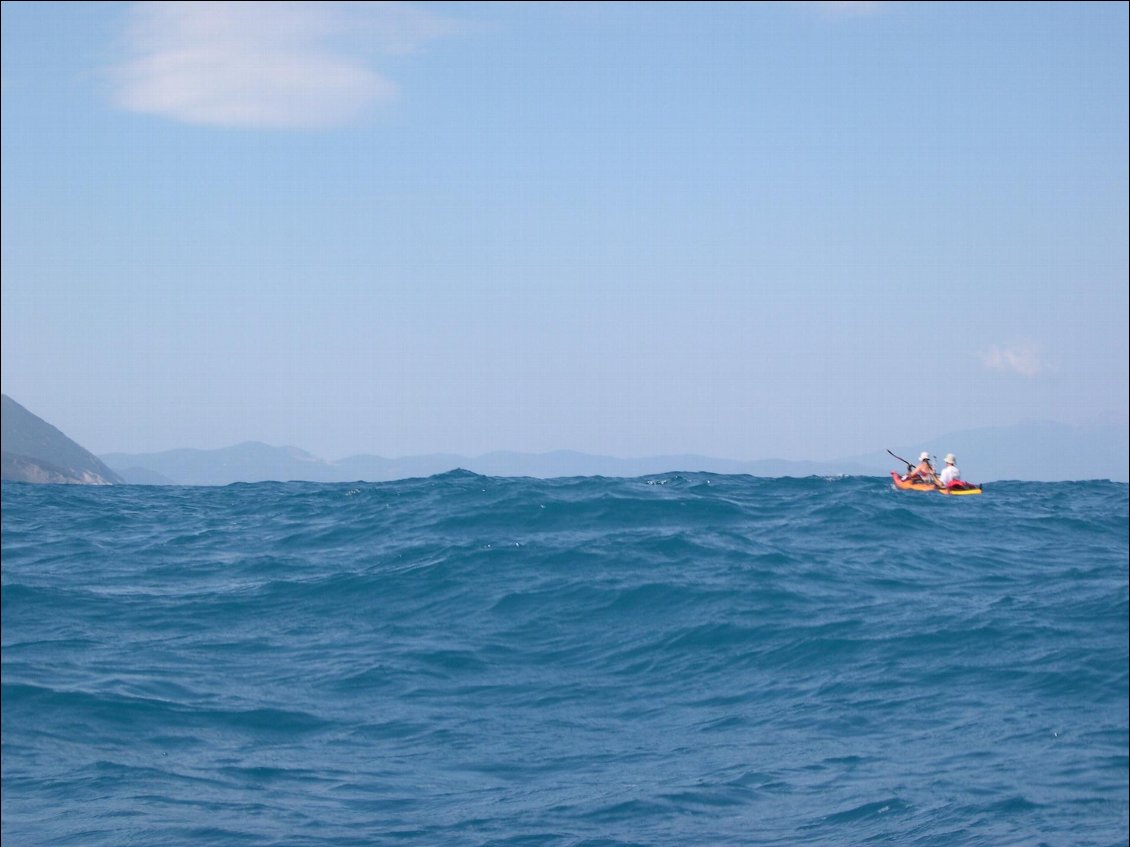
[937,453,961,487]
[905,452,937,483]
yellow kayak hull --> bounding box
[890,472,982,496]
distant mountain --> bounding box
[100,442,873,486]
[99,419,1129,486]
[1,394,124,485]
[100,442,343,486]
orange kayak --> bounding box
[890,472,983,496]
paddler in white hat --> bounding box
[937,453,961,488]
[906,452,937,484]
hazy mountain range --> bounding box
[98,443,877,487]
[101,422,1127,485]
[3,393,1126,485]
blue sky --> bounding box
[2,1,1127,461]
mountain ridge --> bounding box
[101,442,871,486]
[100,420,1128,485]
[1,394,124,485]
[3,392,1123,486]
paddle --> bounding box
[886,449,913,474]
[886,448,912,466]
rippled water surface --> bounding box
[3,473,1127,846]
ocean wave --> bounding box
[2,475,1126,846]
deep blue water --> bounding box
[2,472,1127,847]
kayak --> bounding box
[890,472,936,491]
[890,471,983,496]
[890,472,983,495]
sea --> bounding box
[2,472,1127,847]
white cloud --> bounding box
[978,344,1045,377]
[110,1,454,129]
